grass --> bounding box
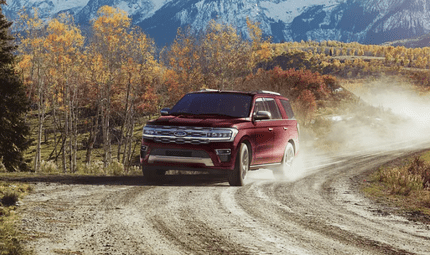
[362,150,430,222]
[0,181,33,255]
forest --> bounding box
[11,6,430,174]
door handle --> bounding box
[283,127,288,130]
[268,128,273,131]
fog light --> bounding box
[141,145,148,158]
[216,149,231,162]
[215,149,231,155]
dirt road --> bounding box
[12,145,430,255]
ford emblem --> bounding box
[174,131,187,137]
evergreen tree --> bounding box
[0,0,30,171]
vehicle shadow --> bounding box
[0,173,229,187]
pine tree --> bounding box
[0,0,30,171]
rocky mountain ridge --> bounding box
[3,0,430,47]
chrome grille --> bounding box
[143,125,237,144]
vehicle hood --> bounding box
[148,116,250,128]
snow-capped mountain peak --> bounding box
[3,0,430,46]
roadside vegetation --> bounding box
[363,151,430,221]
[0,176,33,255]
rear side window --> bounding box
[280,99,295,119]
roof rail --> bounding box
[199,89,219,92]
[256,90,281,96]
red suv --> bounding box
[140,90,299,186]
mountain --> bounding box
[3,0,430,47]
[383,33,430,48]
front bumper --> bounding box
[148,155,214,166]
[140,140,237,171]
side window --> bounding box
[265,98,282,119]
[280,99,295,119]
[254,98,266,113]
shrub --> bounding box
[0,159,6,173]
[1,190,19,206]
[295,89,317,125]
[78,160,105,175]
[126,165,141,176]
[40,160,59,174]
[408,157,430,190]
[377,166,423,195]
[106,160,124,176]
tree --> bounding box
[90,5,132,168]
[15,8,47,172]
[0,0,30,171]
[43,15,84,173]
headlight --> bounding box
[144,129,156,135]
[208,128,238,142]
[208,131,231,138]
[143,125,157,136]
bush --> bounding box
[0,159,6,173]
[126,165,141,176]
[408,157,430,190]
[78,160,105,175]
[40,160,59,174]
[1,190,19,206]
[105,160,124,176]
[379,167,423,195]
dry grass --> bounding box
[363,151,430,220]
[0,181,33,254]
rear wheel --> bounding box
[228,143,250,186]
[273,142,294,180]
[142,166,166,183]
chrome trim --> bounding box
[215,149,231,155]
[148,155,214,167]
[143,125,238,144]
[256,90,281,95]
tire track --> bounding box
[18,149,430,254]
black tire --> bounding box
[273,142,294,180]
[142,166,166,183]
[228,143,250,186]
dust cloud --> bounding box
[250,78,430,183]
[343,78,430,151]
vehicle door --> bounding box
[274,99,298,162]
[251,98,275,165]
[264,98,286,163]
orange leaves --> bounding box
[296,90,317,125]
[246,17,272,64]
[243,67,337,124]
[92,6,131,47]
[45,18,84,55]
[16,55,32,71]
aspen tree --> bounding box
[16,8,46,172]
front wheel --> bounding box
[273,142,294,180]
[228,143,250,186]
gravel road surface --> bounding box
[12,144,430,255]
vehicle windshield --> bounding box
[169,93,252,118]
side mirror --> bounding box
[160,108,170,116]
[253,111,271,121]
